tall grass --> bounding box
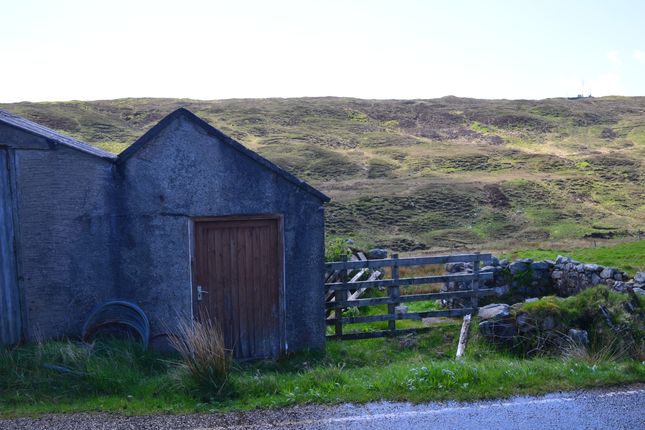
[168,317,232,396]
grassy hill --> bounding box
[2,97,643,252]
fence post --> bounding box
[471,251,480,314]
[336,254,348,338]
[388,253,400,332]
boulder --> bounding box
[584,264,602,272]
[633,288,645,296]
[600,267,616,279]
[612,281,627,293]
[634,272,645,284]
[394,305,408,315]
[367,248,388,259]
[552,270,563,279]
[531,261,551,271]
[479,320,515,343]
[494,285,510,296]
[568,329,589,346]
[542,315,556,331]
[509,261,529,274]
[555,255,570,265]
[491,256,500,266]
[478,303,510,320]
[446,262,470,273]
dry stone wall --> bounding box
[442,255,643,305]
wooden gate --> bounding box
[193,216,283,359]
[0,148,21,346]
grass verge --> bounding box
[1,326,643,417]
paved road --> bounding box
[2,385,644,430]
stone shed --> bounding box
[0,108,329,359]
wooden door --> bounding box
[0,148,21,346]
[193,217,283,359]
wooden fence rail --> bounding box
[325,252,493,340]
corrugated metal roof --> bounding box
[0,109,117,160]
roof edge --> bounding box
[117,108,331,202]
[0,109,117,161]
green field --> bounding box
[2,96,643,253]
[502,240,645,275]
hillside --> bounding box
[1,97,644,252]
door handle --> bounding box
[197,285,208,301]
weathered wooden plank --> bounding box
[326,308,476,325]
[347,270,382,301]
[471,252,481,313]
[388,253,400,332]
[456,313,472,359]
[325,272,494,291]
[328,326,436,340]
[335,255,348,337]
[325,253,492,271]
[326,288,498,309]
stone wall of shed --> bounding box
[116,116,326,353]
[13,145,117,340]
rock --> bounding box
[584,264,601,272]
[568,329,589,346]
[531,261,550,271]
[394,305,408,315]
[367,248,388,259]
[633,288,645,296]
[445,262,468,273]
[612,281,627,293]
[516,312,529,324]
[480,265,498,273]
[518,258,533,264]
[613,273,623,281]
[494,285,510,296]
[542,316,556,331]
[634,272,645,283]
[478,303,510,321]
[479,320,515,342]
[525,297,539,303]
[575,264,585,273]
[499,259,509,267]
[552,270,563,279]
[509,261,529,274]
[398,333,417,349]
[491,256,500,266]
[591,273,602,286]
[555,255,571,265]
[600,267,615,279]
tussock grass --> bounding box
[167,317,232,396]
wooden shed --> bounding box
[0,108,329,359]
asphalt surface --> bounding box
[1,385,644,430]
